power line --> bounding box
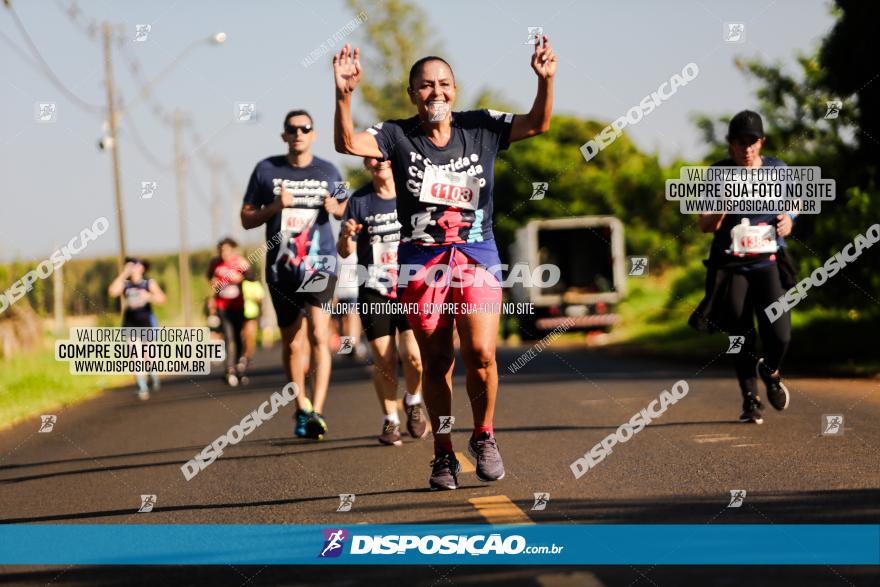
[117,103,172,170]
[0,26,38,69]
[49,0,236,233]
[116,40,177,127]
[3,0,104,112]
[53,0,103,42]
[50,3,217,165]
[114,24,235,193]
[50,0,178,132]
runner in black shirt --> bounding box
[332,39,557,490]
[338,157,428,446]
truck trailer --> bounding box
[508,216,627,340]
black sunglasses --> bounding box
[285,124,313,135]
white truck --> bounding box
[508,216,627,340]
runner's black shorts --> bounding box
[268,274,337,328]
[358,287,411,341]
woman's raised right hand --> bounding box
[333,44,362,96]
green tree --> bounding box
[821,0,880,168]
[346,0,442,122]
[693,1,879,313]
[494,115,704,265]
[343,0,707,272]
[342,0,516,191]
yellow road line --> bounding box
[468,495,534,525]
[456,451,476,473]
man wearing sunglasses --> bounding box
[241,109,345,440]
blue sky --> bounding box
[0,0,835,261]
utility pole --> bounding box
[174,111,192,326]
[102,22,126,272]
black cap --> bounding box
[727,110,764,140]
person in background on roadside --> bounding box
[207,238,250,387]
[108,257,166,400]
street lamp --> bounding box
[100,30,225,324]
[100,30,226,271]
[116,32,226,121]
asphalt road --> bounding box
[1,342,878,585]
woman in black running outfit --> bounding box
[695,110,793,424]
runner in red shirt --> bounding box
[207,238,250,386]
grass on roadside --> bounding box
[610,265,880,376]
[0,338,129,430]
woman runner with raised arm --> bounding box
[332,39,556,490]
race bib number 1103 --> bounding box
[418,166,479,211]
